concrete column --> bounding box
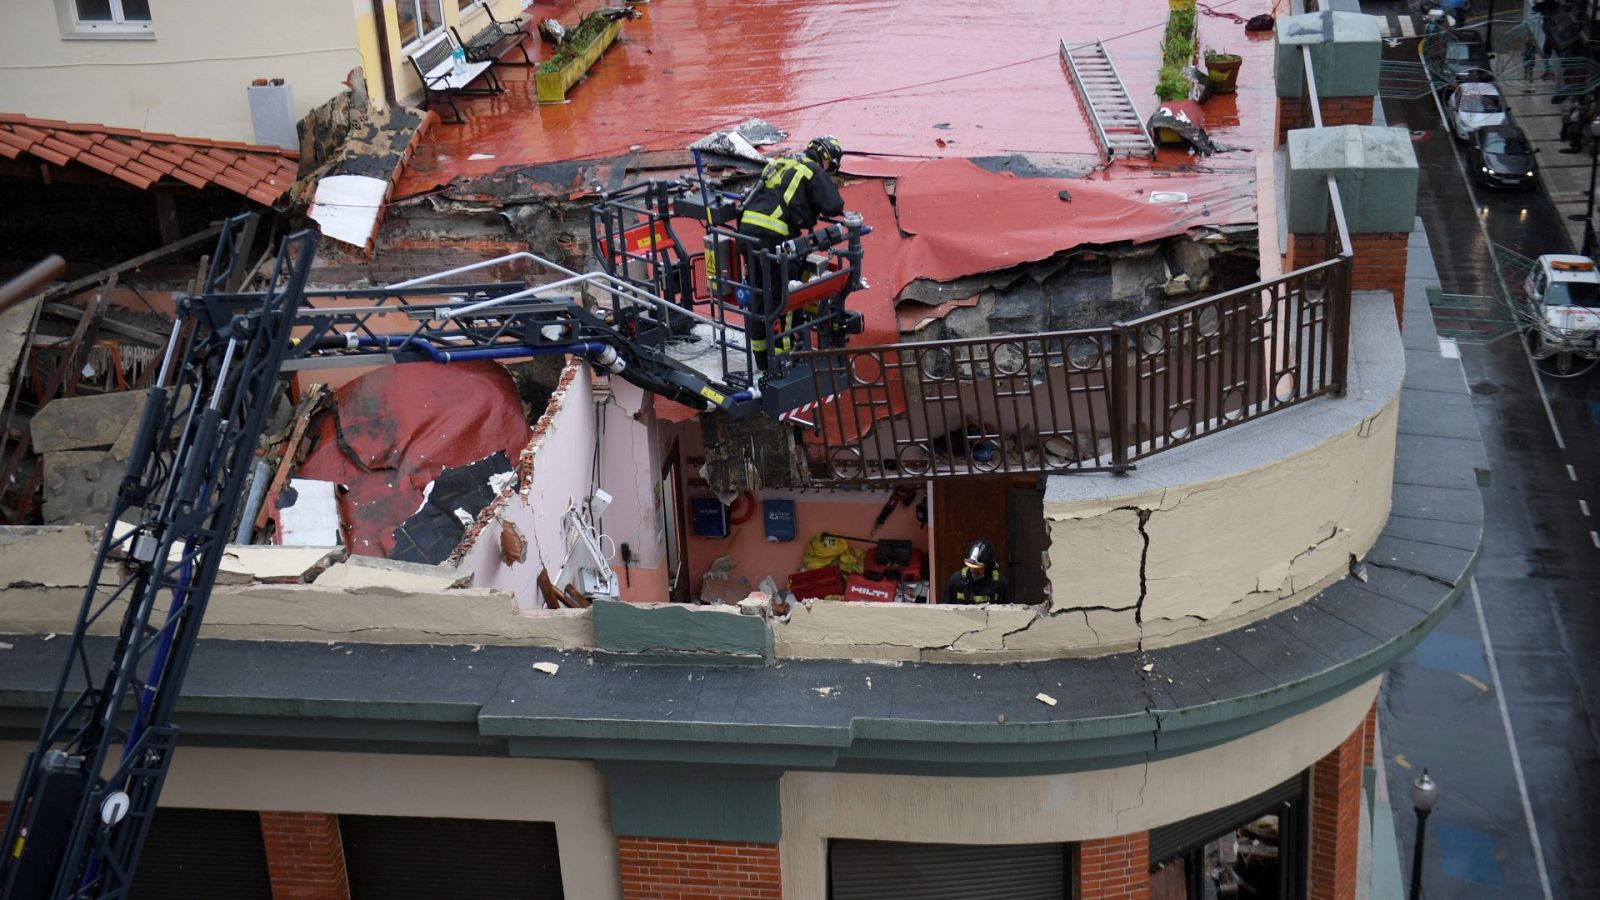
[1077,831,1151,900]
[1309,724,1364,900]
[1275,11,1383,145]
[259,811,350,900]
[616,836,781,899]
[1285,125,1420,325]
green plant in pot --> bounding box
[1203,48,1243,94]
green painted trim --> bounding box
[592,599,773,662]
[604,764,783,843]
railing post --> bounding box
[1109,324,1130,473]
[1331,258,1351,396]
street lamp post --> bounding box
[1408,770,1440,900]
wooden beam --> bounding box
[42,302,168,347]
[38,223,223,306]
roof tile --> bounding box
[121,158,164,182]
[75,152,120,177]
[169,167,210,190]
[0,114,298,202]
[112,167,155,191]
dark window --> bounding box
[340,814,564,899]
[828,839,1068,899]
[1545,279,1600,307]
[1149,774,1309,900]
[130,808,272,900]
[1483,133,1532,155]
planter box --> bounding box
[535,19,623,103]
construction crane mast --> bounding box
[0,183,868,897]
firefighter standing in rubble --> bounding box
[738,136,847,364]
[942,540,1009,605]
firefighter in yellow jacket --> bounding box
[738,136,847,365]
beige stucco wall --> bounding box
[779,675,1380,896]
[0,743,620,898]
[0,0,366,143]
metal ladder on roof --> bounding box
[1060,38,1155,162]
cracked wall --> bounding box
[1044,391,1398,653]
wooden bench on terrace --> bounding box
[451,3,534,67]
[407,31,502,125]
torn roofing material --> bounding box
[280,361,530,559]
[0,113,298,205]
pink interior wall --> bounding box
[593,381,666,571]
[683,489,929,599]
[459,360,597,610]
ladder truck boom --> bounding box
[0,186,869,897]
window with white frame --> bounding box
[70,0,152,35]
[396,0,446,47]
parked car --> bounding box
[1470,124,1538,188]
[1522,254,1600,375]
[1447,83,1507,141]
[1439,30,1490,84]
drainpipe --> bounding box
[370,0,398,108]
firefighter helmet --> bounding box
[806,135,844,173]
[963,540,995,571]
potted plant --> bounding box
[535,9,627,103]
[1204,48,1243,94]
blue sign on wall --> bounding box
[691,497,728,538]
[763,499,796,542]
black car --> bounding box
[1470,124,1539,188]
[1441,31,1491,84]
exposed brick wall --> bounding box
[1309,724,1364,900]
[1285,231,1409,327]
[616,836,781,899]
[1363,697,1378,768]
[1277,95,1377,145]
[1077,831,1150,900]
[259,811,350,900]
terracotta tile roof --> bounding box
[0,113,299,204]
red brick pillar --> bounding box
[259,811,350,900]
[1077,831,1151,900]
[616,836,781,899]
[1362,698,1378,768]
[1284,231,1410,327]
[1309,724,1364,900]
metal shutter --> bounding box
[829,839,1067,900]
[1148,773,1306,866]
[340,814,564,900]
[130,808,272,900]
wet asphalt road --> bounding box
[1370,3,1600,897]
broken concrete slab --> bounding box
[0,525,101,587]
[314,554,473,592]
[30,393,143,453]
[41,452,122,526]
[214,545,342,585]
[773,601,992,660]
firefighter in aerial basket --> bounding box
[942,540,1009,605]
[738,136,847,365]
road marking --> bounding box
[1427,82,1571,451]
[1568,464,1578,481]
[1458,672,1490,692]
[1591,530,1599,549]
[1400,17,1416,38]
[1439,337,1461,358]
[1582,499,1591,517]
[1470,578,1556,900]
[1393,753,1413,770]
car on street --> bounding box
[1439,29,1490,84]
[1447,82,1508,141]
[1470,124,1539,188]
[1522,254,1600,374]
